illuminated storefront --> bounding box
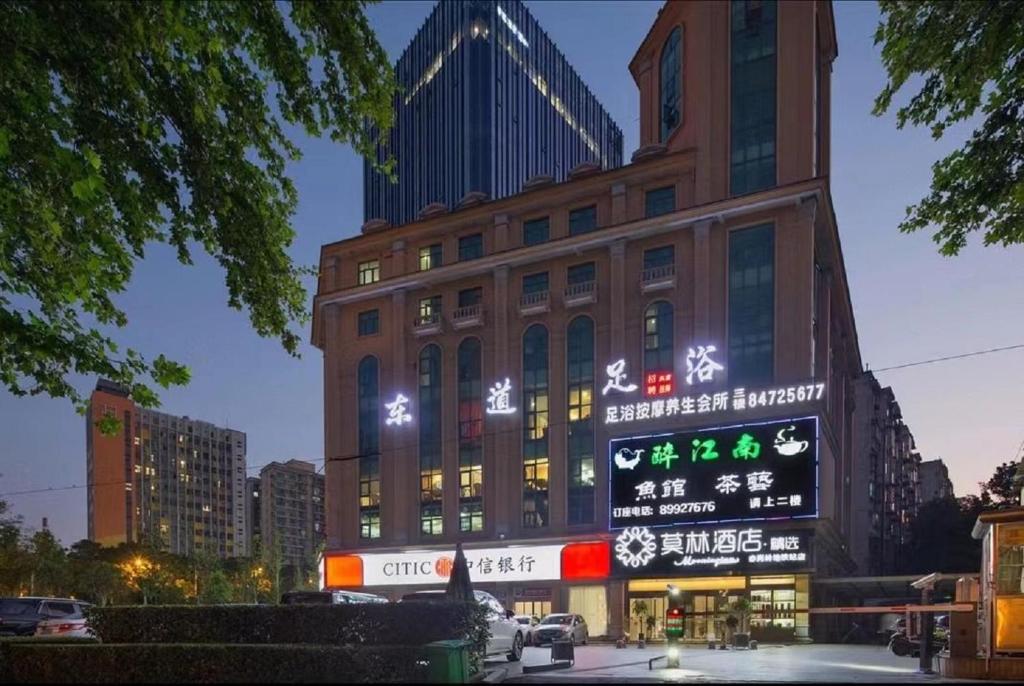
[608,415,819,642]
[322,540,612,635]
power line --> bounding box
[7,341,1024,499]
[869,343,1024,373]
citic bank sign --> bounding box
[323,541,610,588]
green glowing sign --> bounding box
[732,433,761,460]
[690,438,719,462]
[651,442,679,470]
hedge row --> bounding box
[0,643,426,684]
[86,602,487,647]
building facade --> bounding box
[86,380,248,558]
[363,0,624,227]
[849,371,922,576]
[259,460,326,572]
[246,476,262,551]
[919,459,954,503]
[319,1,856,642]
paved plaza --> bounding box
[487,644,969,683]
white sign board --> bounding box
[360,544,564,587]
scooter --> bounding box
[887,628,947,658]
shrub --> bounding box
[87,601,487,648]
[0,643,426,684]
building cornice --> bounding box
[312,178,829,349]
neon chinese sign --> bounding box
[609,416,818,529]
[612,525,812,575]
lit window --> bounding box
[358,260,380,285]
[419,244,442,271]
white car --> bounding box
[400,589,524,661]
[32,600,93,638]
[513,614,538,645]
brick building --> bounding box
[316,1,860,641]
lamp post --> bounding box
[666,584,683,668]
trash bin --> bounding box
[423,639,471,684]
[551,638,575,665]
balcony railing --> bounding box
[413,312,443,336]
[641,264,676,292]
[518,290,550,316]
[563,281,597,307]
[451,304,483,330]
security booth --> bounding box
[974,508,1024,658]
[938,507,1024,680]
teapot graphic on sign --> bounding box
[773,426,809,456]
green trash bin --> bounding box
[423,639,472,684]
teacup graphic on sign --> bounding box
[773,426,809,456]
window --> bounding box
[660,27,682,141]
[522,272,549,295]
[419,295,442,321]
[357,356,380,539]
[567,317,595,525]
[419,345,443,536]
[419,244,443,271]
[358,310,379,336]
[358,260,380,285]
[644,301,674,384]
[458,287,483,308]
[567,262,596,286]
[458,338,484,532]
[730,0,777,195]
[643,245,675,271]
[523,217,550,246]
[729,224,774,384]
[459,233,484,261]
[569,206,597,236]
[522,325,549,528]
[645,186,676,218]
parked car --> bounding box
[280,590,389,605]
[0,597,91,637]
[513,614,538,645]
[400,589,524,662]
[532,613,588,646]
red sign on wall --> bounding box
[645,372,673,398]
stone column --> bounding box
[609,240,627,354]
[386,288,409,545]
[490,266,512,538]
[693,219,712,342]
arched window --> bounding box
[418,345,443,536]
[644,301,674,396]
[567,317,595,525]
[660,27,682,141]
[458,338,483,533]
[522,325,549,528]
[357,356,380,540]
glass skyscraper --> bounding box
[364,0,624,226]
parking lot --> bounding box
[488,643,966,683]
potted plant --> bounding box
[730,598,752,648]
[632,600,649,647]
[725,614,739,645]
[646,615,658,642]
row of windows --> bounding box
[351,223,774,539]
[354,188,677,287]
[357,243,678,338]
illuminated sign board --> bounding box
[360,544,564,586]
[609,416,818,529]
[604,382,825,427]
[612,525,812,576]
[322,542,610,588]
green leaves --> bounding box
[0,1,397,420]
[873,0,1024,254]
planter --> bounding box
[733,633,750,648]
